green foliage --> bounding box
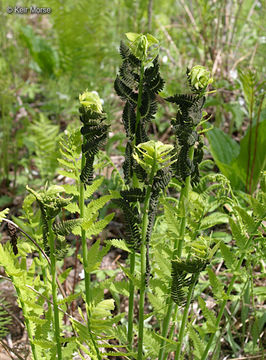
[26,114,60,181]
[0,296,12,338]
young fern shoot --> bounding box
[158,65,213,360]
[114,32,165,354]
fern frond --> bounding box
[52,219,81,236]
[139,91,157,122]
[120,188,146,203]
[114,77,138,106]
[152,168,172,191]
[122,101,136,139]
[122,142,133,184]
[171,257,207,306]
[112,198,141,251]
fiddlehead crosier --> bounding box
[114,34,164,184]
[79,91,109,186]
[166,65,213,186]
[166,93,205,186]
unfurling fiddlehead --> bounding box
[167,65,213,186]
[79,91,109,185]
[114,37,164,184]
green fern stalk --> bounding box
[47,219,62,360]
[175,273,199,359]
[158,147,194,360]
[127,61,144,351]
[127,252,135,350]
[79,153,91,306]
[137,151,157,359]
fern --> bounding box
[112,198,141,251]
[188,324,206,359]
[171,258,207,306]
[28,114,60,181]
[79,107,109,185]
[166,94,205,185]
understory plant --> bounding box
[0,32,265,360]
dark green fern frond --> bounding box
[120,188,146,203]
[119,60,139,89]
[171,270,190,306]
[79,106,109,185]
[122,142,134,184]
[122,101,136,139]
[134,161,148,183]
[172,258,208,274]
[152,168,172,191]
[139,91,157,122]
[53,219,81,236]
[144,56,160,81]
[171,257,208,306]
[166,91,205,184]
[135,121,149,145]
[114,77,138,106]
[80,155,94,185]
[119,41,141,67]
[112,198,141,251]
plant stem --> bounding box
[175,273,199,359]
[79,153,91,306]
[137,153,157,359]
[79,154,101,360]
[127,252,135,350]
[48,220,62,360]
[158,147,194,360]
[128,61,145,352]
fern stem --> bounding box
[137,153,157,359]
[12,281,38,360]
[79,154,102,360]
[177,146,194,257]
[48,220,62,360]
[79,153,91,306]
[200,220,265,360]
[127,251,135,350]
[175,273,199,359]
[158,147,194,360]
